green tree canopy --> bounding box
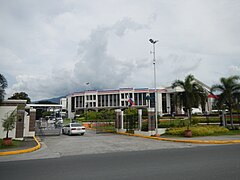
[0,74,8,104]
[211,75,240,127]
[2,109,17,138]
[172,74,207,126]
[8,92,31,103]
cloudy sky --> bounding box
[0,0,240,101]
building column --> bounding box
[157,93,163,116]
[166,93,171,114]
[104,95,106,107]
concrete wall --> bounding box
[24,114,35,137]
[0,106,17,139]
[1,100,36,139]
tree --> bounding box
[172,74,207,127]
[0,74,8,104]
[211,75,240,128]
[8,92,31,103]
[2,109,17,139]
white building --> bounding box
[60,98,67,110]
[66,87,188,119]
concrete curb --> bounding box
[0,136,41,156]
[116,132,240,144]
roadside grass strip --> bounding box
[0,136,41,156]
[117,132,240,144]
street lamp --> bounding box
[149,38,158,135]
[85,82,90,121]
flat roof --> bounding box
[27,104,63,108]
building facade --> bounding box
[66,87,187,119]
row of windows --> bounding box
[71,93,175,112]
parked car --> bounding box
[56,117,63,124]
[62,123,86,135]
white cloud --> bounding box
[0,0,240,101]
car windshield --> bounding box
[71,123,82,127]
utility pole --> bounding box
[149,39,159,135]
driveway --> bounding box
[0,130,214,162]
[41,130,210,157]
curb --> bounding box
[0,136,41,156]
[116,132,240,144]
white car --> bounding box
[62,123,86,135]
[56,117,63,124]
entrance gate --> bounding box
[35,119,62,136]
[124,114,138,133]
[95,120,115,134]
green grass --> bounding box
[164,125,240,137]
[0,139,23,149]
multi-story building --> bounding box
[66,87,187,119]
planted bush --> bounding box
[141,121,148,131]
[165,126,229,137]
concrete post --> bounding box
[138,109,142,131]
[115,109,124,130]
[29,109,36,131]
[148,108,155,135]
[120,111,124,130]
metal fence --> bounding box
[35,120,62,136]
[94,120,115,134]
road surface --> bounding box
[1,144,240,180]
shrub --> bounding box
[141,121,148,131]
[165,126,229,137]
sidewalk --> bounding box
[0,136,41,156]
[117,132,240,144]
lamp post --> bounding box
[85,82,90,121]
[149,38,158,135]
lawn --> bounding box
[164,125,240,137]
[0,139,23,150]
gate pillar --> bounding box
[115,109,123,132]
[138,109,142,131]
[148,108,155,135]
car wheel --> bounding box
[80,133,84,136]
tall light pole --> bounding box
[149,38,158,135]
[85,82,90,121]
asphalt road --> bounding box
[1,144,240,180]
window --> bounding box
[139,93,142,105]
[162,93,167,113]
[71,97,75,112]
[150,93,155,108]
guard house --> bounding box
[0,100,36,140]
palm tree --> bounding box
[172,74,207,127]
[0,74,8,104]
[211,75,240,128]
